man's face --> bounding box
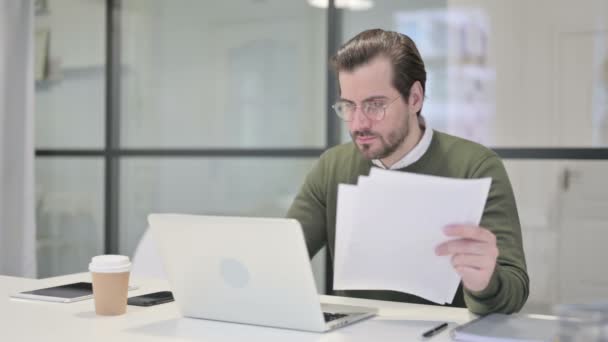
[338,56,413,161]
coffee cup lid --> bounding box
[89,255,131,273]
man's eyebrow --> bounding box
[362,95,390,102]
[338,95,389,103]
[338,98,355,104]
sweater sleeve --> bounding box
[463,155,530,314]
[286,155,328,258]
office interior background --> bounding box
[30,0,608,314]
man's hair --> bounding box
[331,29,426,115]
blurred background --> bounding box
[33,0,608,314]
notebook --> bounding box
[451,313,560,342]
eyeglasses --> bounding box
[332,96,400,122]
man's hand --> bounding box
[435,225,499,292]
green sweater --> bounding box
[286,131,529,315]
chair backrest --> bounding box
[131,226,167,279]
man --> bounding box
[287,29,528,315]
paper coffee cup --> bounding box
[89,255,131,316]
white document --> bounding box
[334,183,358,286]
[334,169,491,304]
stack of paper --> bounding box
[333,168,491,304]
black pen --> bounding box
[421,322,448,339]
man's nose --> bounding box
[349,108,372,131]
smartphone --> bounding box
[10,282,138,303]
[127,291,174,307]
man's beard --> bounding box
[350,119,409,160]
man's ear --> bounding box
[408,81,424,114]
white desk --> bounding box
[0,273,475,341]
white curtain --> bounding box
[0,0,36,277]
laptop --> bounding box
[148,213,377,332]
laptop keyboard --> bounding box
[323,312,348,322]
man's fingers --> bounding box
[451,253,495,270]
[454,265,483,276]
[454,266,489,292]
[443,225,496,244]
[435,239,496,256]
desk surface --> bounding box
[1,273,474,341]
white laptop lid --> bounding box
[148,214,327,331]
